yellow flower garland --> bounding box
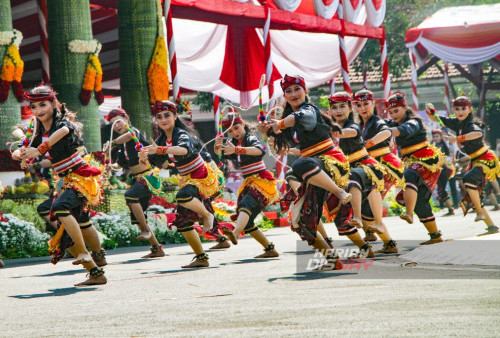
[147,36,170,103]
[80,53,103,105]
[0,42,24,103]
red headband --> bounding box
[328,92,352,105]
[353,89,374,102]
[280,74,306,91]
[151,100,177,115]
[431,129,442,135]
[385,91,407,109]
[24,84,57,102]
[222,114,243,130]
[452,95,471,107]
[105,108,129,121]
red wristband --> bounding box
[156,146,169,155]
[37,141,51,155]
[235,146,247,155]
[365,139,375,149]
[457,135,466,143]
[277,119,286,130]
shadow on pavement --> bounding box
[10,287,98,299]
[143,266,220,275]
[219,258,280,266]
[268,271,355,282]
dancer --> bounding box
[354,88,403,252]
[328,91,396,255]
[215,112,280,258]
[140,100,222,268]
[386,92,445,245]
[431,129,456,215]
[103,108,165,258]
[269,75,352,270]
[12,84,106,285]
[427,96,500,236]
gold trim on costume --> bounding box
[469,146,488,160]
[300,138,334,157]
[179,161,222,198]
[401,141,428,156]
[320,154,350,188]
[368,146,391,158]
[63,172,102,206]
[237,172,280,205]
[358,162,386,192]
[404,143,445,173]
[472,150,500,182]
[347,148,368,163]
[132,167,163,196]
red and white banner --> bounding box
[342,0,363,23]
[365,0,385,27]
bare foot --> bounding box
[202,214,215,233]
[474,213,485,222]
[209,239,231,250]
[340,191,352,205]
[367,223,385,234]
[72,253,92,265]
[136,231,152,241]
[181,258,209,268]
[254,249,279,258]
[141,245,166,258]
[400,213,414,224]
[74,274,107,287]
[222,227,238,245]
[349,217,363,228]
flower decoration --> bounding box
[0,29,24,103]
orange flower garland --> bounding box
[147,0,170,103]
[0,30,24,103]
[68,39,104,105]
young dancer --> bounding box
[13,84,106,285]
[269,75,352,269]
[104,108,165,258]
[215,113,280,258]
[427,96,500,236]
[431,129,456,216]
[328,91,396,255]
[140,100,222,268]
[354,88,403,252]
[387,92,445,244]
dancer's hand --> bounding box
[214,135,223,151]
[223,140,236,155]
[448,134,457,144]
[269,119,282,134]
[139,148,149,162]
[145,137,159,155]
[20,147,40,160]
[103,141,111,153]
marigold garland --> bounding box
[0,30,24,103]
[68,39,104,106]
[147,0,170,104]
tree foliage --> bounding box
[355,0,499,77]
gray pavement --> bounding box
[1,210,500,337]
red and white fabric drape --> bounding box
[37,0,49,83]
[337,0,351,93]
[164,0,180,102]
[263,2,274,102]
[409,49,419,111]
[443,62,451,113]
[213,94,220,135]
[342,0,363,23]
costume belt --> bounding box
[53,152,83,174]
[401,141,428,156]
[347,148,368,163]
[368,146,391,158]
[177,155,204,176]
[241,161,266,177]
[300,138,334,157]
[468,145,488,160]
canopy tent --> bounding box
[11,0,389,106]
[405,3,500,114]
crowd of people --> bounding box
[3,74,500,285]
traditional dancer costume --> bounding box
[432,129,456,215]
[105,108,165,258]
[435,95,500,235]
[147,101,223,267]
[355,89,404,248]
[17,84,106,285]
[387,92,445,244]
[271,75,350,269]
[218,114,280,257]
